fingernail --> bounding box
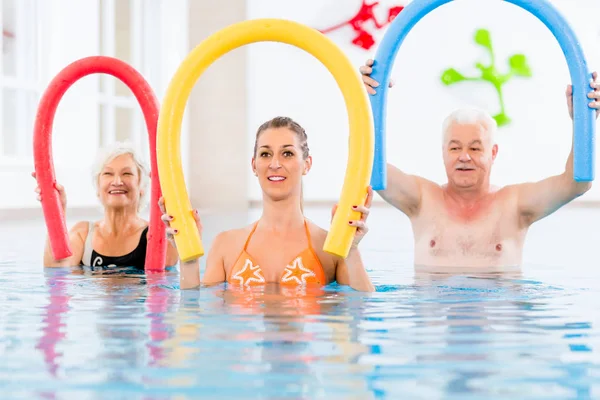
[352,205,357,209]
[348,221,353,224]
[174,229,178,234]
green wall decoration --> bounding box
[440,28,533,127]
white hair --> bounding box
[91,140,150,212]
[441,107,497,145]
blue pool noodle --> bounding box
[369,0,595,190]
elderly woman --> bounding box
[34,141,179,268]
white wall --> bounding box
[246,0,600,203]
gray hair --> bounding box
[91,141,150,212]
[441,107,497,145]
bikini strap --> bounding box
[243,221,259,251]
[303,219,313,247]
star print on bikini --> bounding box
[231,259,265,286]
[281,257,317,285]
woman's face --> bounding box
[97,154,143,211]
[252,127,311,202]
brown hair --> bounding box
[253,116,309,159]
[253,116,309,212]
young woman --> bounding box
[161,116,375,292]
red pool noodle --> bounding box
[33,56,167,271]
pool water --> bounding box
[1,205,599,399]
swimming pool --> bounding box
[1,205,599,399]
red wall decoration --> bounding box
[318,0,404,50]
[2,29,14,54]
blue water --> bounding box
[1,206,599,399]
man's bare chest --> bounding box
[412,205,523,262]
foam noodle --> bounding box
[369,0,595,190]
[157,18,374,261]
[33,56,167,270]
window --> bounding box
[98,0,146,152]
[0,0,189,209]
[0,0,40,161]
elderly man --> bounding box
[360,59,599,269]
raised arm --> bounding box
[378,163,423,217]
[359,59,423,217]
[517,77,599,226]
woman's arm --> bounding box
[158,197,227,289]
[200,232,227,285]
[165,241,180,267]
[178,233,228,289]
[331,186,375,292]
[334,249,374,292]
[33,172,85,267]
[43,221,87,267]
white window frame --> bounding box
[97,0,141,149]
[96,0,189,182]
[0,0,189,210]
[0,0,42,165]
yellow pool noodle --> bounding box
[157,18,374,262]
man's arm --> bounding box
[377,163,423,217]
[517,78,599,226]
[517,139,591,226]
[359,60,424,217]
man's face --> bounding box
[442,122,498,190]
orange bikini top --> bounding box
[227,220,326,286]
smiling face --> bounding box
[252,125,311,202]
[97,154,143,211]
[443,121,498,190]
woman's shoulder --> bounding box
[71,220,90,231]
[305,219,333,255]
[305,219,328,240]
[212,223,255,247]
[305,219,346,261]
[70,220,91,235]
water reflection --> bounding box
[6,263,598,399]
[35,266,179,397]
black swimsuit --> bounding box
[81,222,148,269]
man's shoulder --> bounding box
[417,177,443,191]
[493,183,520,198]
